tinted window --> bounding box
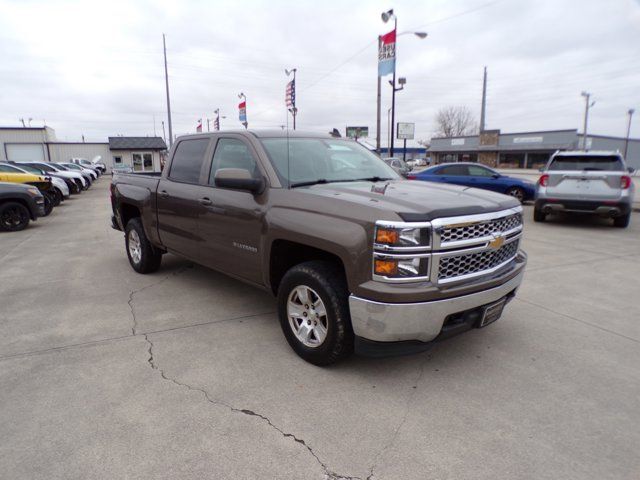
[209,138,258,184]
[439,165,468,176]
[468,165,494,177]
[548,155,624,171]
[169,139,210,183]
[0,165,21,172]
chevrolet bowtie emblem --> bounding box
[488,235,505,250]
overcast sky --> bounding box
[1,0,639,145]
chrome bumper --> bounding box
[348,269,525,343]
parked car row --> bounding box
[407,150,635,228]
[0,158,104,232]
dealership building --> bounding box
[0,126,166,172]
[428,129,640,170]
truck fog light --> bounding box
[374,259,398,275]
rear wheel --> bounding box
[125,218,162,273]
[0,202,30,232]
[533,208,546,222]
[613,213,630,228]
[277,261,354,366]
[506,187,525,203]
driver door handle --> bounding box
[199,197,213,206]
[159,190,169,198]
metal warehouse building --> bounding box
[429,129,640,170]
[0,126,166,172]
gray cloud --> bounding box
[1,0,639,145]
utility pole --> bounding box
[624,108,635,159]
[19,118,25,127]
[390,16,398,157]
[163,34,174,148]
[480,66,487,132]
[581,91,595,150]
[376,36,382,153]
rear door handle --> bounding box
[199,197,213,206]
[159,190,169,198]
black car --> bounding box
[0,181,46,231]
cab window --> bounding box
[439,165,468,176]
[467,165,494,177]
[169,138,210,184]
[209,138,258,184]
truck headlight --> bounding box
[373,255,429,281]
[374,225,430,249]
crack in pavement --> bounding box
[143,333,361,480]
[366,354,430,480]
[128,264,194,335]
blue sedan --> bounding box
[408,162,536,202]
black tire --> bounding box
[125,217,162,273]
[52,188,63,206]
[613,213,630,228]
[533,208,546,222]
[42,191,54,216]
[506,186,525,203]
[277,261,354,366]
[0,202,31,232]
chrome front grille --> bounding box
[437,240,519,281]
[440,213,522,245]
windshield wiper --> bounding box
[290,177,394,188]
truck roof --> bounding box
[184,130,338,139]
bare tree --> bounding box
[434,106,478,138]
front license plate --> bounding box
[479,298,506,327]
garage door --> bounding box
[5,143,46,162]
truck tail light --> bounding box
[539,174,549,187]
[621,175,631,189]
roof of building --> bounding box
[108,137,167,150]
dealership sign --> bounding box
[396,122,415,140]
[346,126,369,139]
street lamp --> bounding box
[285,68,298,130]
[624,108,635,160]
[581,91,595,150]
[378,9,427,157]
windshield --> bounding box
[14,164,44,175]
[260,138,399,187]
[548,155,624,171]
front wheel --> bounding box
[42,192,54,216]
[506,187,525,203]
[277,261,354,366]
[125,218,162,273]
[533,208,546,222]
[0,202,30,232]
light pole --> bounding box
[285,68,297,130]
[581,91,595,150]
[238,93,248,129]
[380,9,427,157]
[624,108,635,160]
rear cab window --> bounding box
[169,138,210,183]
[548,155,624,171]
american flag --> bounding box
[213,116,219,131]
[196,119,202,132]
[285,79,295,108]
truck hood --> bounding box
[300,180,520,220]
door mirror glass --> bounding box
[492,173,500,178]
[214,168,264,194]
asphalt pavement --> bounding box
[1,178,639,479]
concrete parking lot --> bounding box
[1,178,639,480]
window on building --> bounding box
[169,139,210,183]
[132,152,154,172]
[209,138,258,184]
[113,156,122,165]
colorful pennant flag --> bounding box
[378,29,396,77]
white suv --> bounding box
[535,151,635,228]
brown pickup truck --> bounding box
[111,130,527,365]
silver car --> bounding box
[535,150,635,228]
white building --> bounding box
[0,126,166,172]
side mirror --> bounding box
[214,168,265,194]
[492,173,500,179]
[538,167,545,172]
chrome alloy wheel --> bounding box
[128,229,142,264]
[287,285,328,348]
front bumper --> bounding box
[349,268,525,348]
